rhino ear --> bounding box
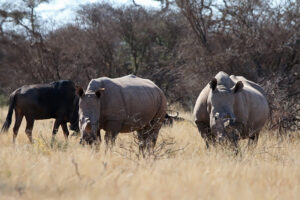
[76,86,84,97]
[209,78,217,91]
[233,81,243,93]
[95,88,105,98]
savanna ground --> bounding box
[0,107,299,200]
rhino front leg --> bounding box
[104,121,122,151]
[248,131,260,148]
[195,121,214,148]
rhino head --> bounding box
[76,86,105,145]
[207,78,244,144]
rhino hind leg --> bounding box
[138,118,162,157]
[137,133,151,154]
[137,127,153,157]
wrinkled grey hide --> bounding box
[193,71,269,148]
[77,75,167,153]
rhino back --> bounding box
[233,80,269,131]
[230,75,266,96]
[193,71,269,131]
[88,75,165,127]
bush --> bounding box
[0,94,8,107]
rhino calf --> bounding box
[76,75,166,154]
[193,71,269,148]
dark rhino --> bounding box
[1,80,79,143]
[76,75,166,154]
[193,71,269,148]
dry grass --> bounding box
[0,107,299,200]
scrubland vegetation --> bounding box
[0,0,299,199]
[0,0,299,128]
[0,107,299,199]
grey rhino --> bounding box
[76,75,167,153]
[193,71,269,148]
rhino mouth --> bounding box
[216,123,241,145]
[80,133,98,146]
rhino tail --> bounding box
[1,90,17,133]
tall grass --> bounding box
[0,107,299,199]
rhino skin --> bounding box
[193,71,269,148]
[77,74,167,154]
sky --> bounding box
[1,0,284,30]
[35,0,160,26]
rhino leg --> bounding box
[147,128,160,152]
[137,127,151,157]
[104,131,118,147]
[138,118,163,157]
[104,121,122,150]
[248,131,260,147]
[195,121,214,148]
[149,116,164,150]
[138,130,158,157]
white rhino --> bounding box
[193,71,269,147]
[76,75,167,153]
